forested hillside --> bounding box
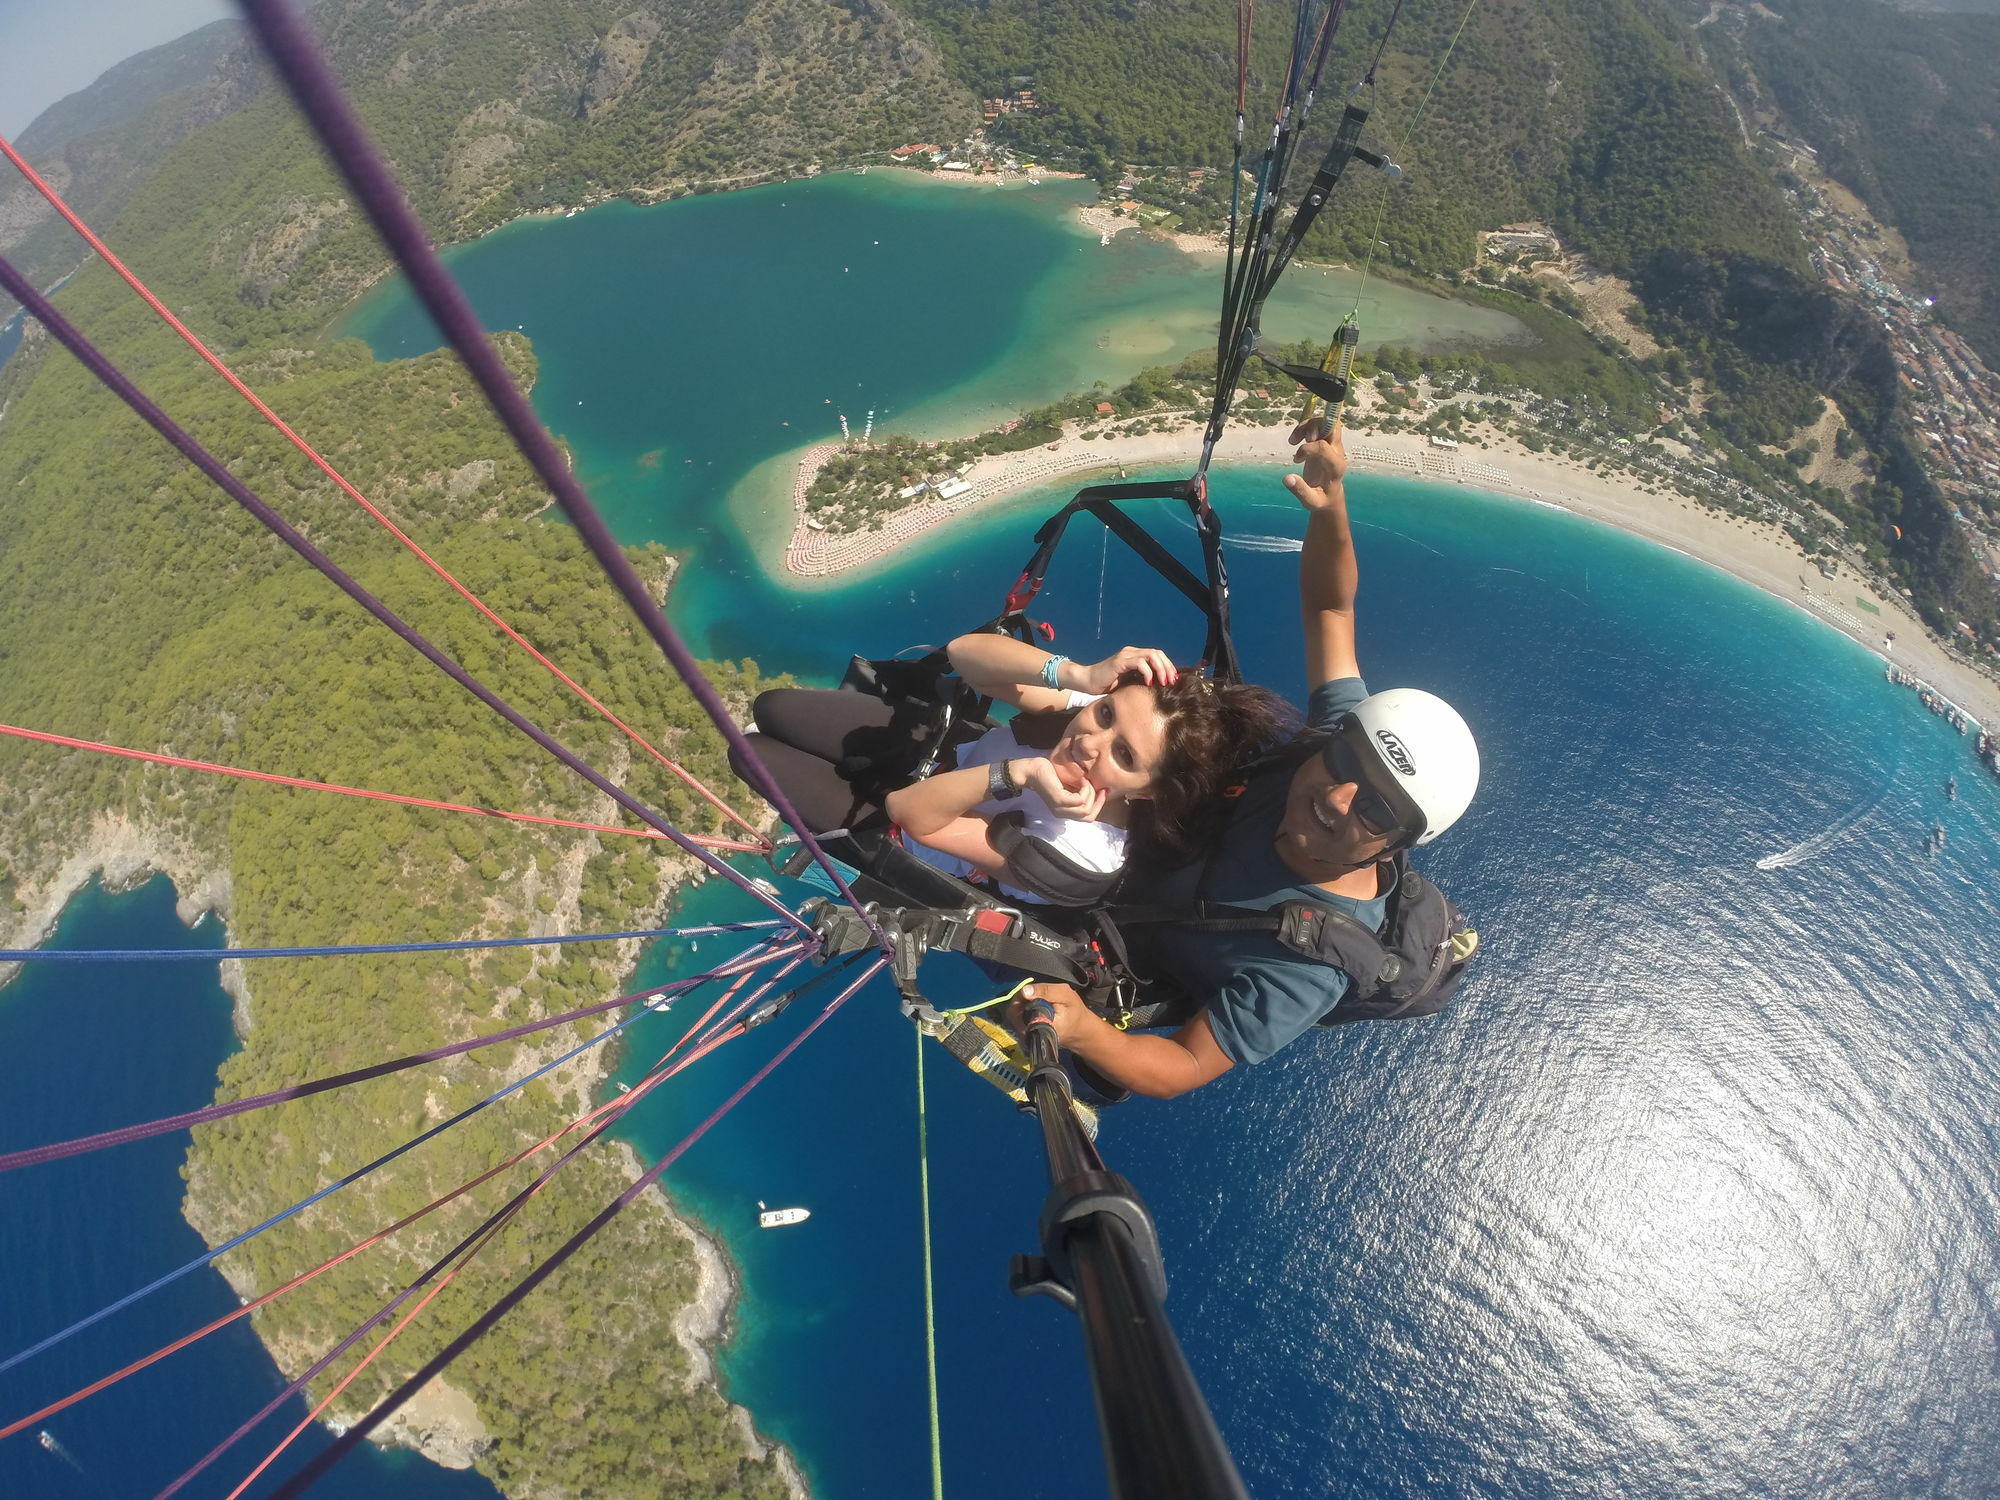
[3,0,975,323]
[0,4,853,1492]
[904,0,1805,277]
[0,294,790,1499]
[900,0,1991,633]
[1713,0,2000,366]
[0,20,267,316]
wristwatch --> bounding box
[987,759,1023,801]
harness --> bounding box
[804,746,1479,1030]
[1098,747,1479,1028]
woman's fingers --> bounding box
[1022,758,1079,807]
[1096,645,1179,687]
[1126,646,1175,684]
[1027,760,1098,820]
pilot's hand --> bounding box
[1015,982,1091,1047]
[1285,416,1349,509]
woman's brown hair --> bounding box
[1127,672,1298,861]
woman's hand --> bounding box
[1070,646,1178,695]
[1284,416,1349,511]
[1010,757,1107,822]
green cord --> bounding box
[916,1024,944,1499]
[1348,0,1483,322]
[938,976,1031,1022]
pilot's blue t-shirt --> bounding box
[1123,676,1388,1065]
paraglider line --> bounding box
[0,939,804,1178]
[1,950,821,1442]
[237,0,883,948]
[0,132,770,853]
[0,922,780,965]
[0,255,806,936]
[266,957,885,1497]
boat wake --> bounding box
[1757,786,1893,870]
[1170,516,1301,553]
[38,1429,83,1471]
[1224,531,1304,553]
[1354,520,1445,558]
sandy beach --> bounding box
[778,411,2000,735]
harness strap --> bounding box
[1098,902,1288,932]
[807,899,1099,991]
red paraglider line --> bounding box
[0,721,765,851]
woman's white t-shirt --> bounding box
[902,694,1128,904]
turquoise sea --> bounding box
[0,879,498,1499]
[5,171,1997,1497]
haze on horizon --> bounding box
[0,0,233,139]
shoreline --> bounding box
[0,816,233,996]
[778,414,2000,735]
[1,819,803,1492]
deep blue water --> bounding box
[0,878,498,1500]
[600,470,2000,1499]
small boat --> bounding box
[757,1200,810,1229]
[38,1431,56,1453]
[616,1081,632,1094]
[1947,776,1957,801]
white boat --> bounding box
[757,1200,810,1228]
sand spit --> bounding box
[778,414,2000,733]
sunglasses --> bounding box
[1320,732,1414,843]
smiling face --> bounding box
[1273,751,1399,883]
[1050,683,1170,802]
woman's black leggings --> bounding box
[731,688,923,834]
